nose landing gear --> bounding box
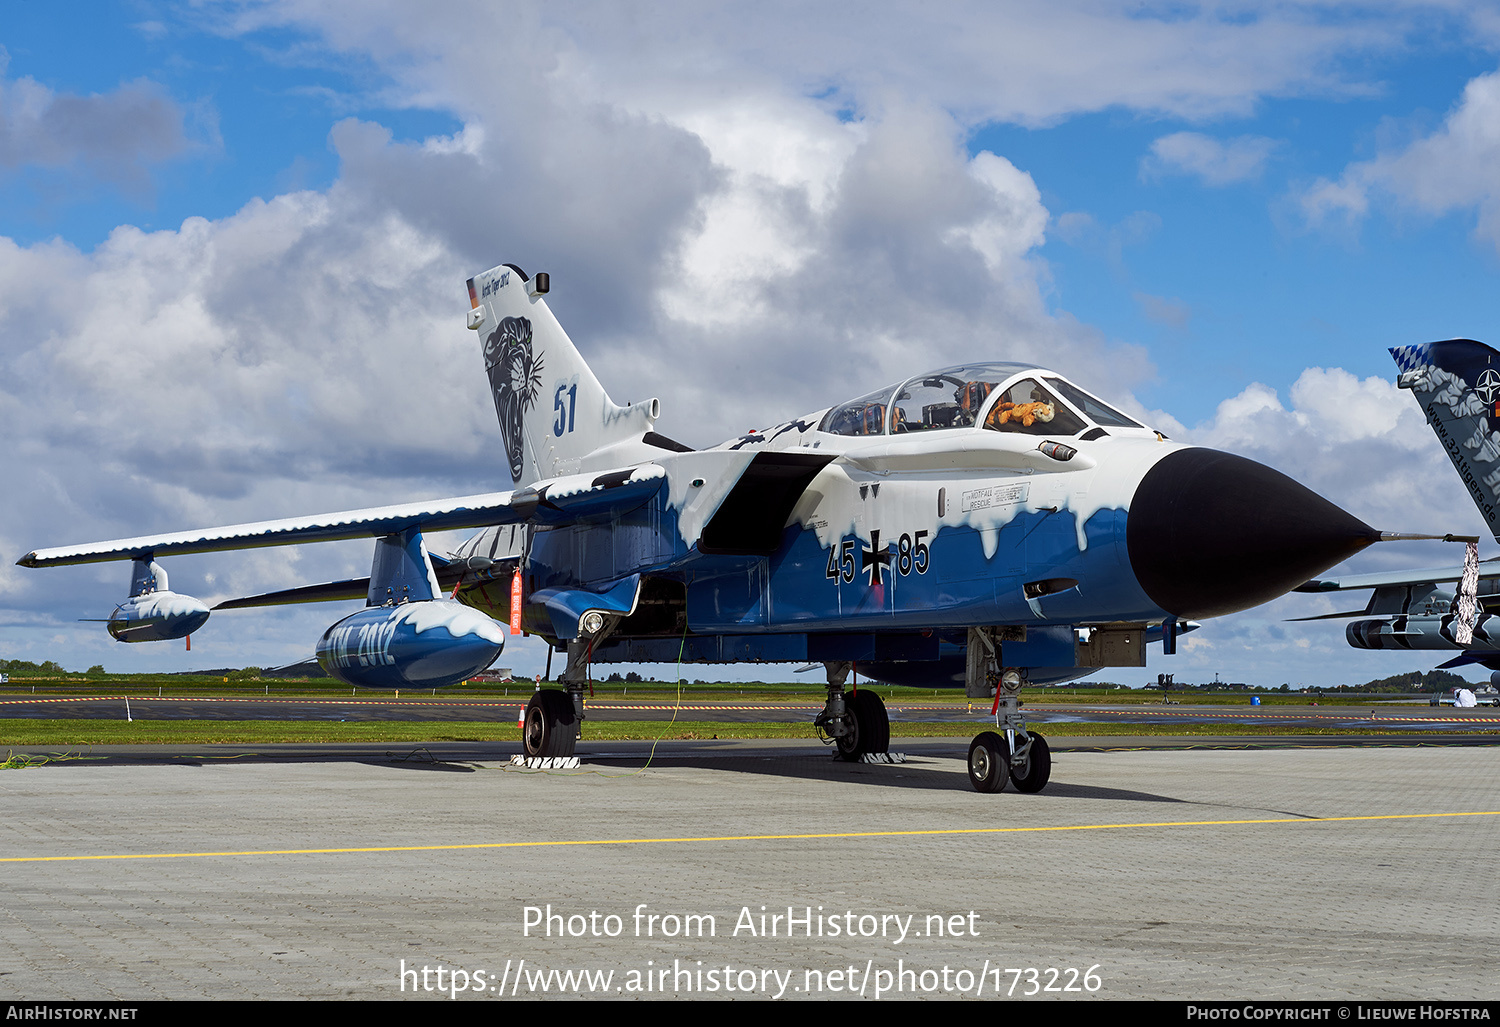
[965,626,1052,794]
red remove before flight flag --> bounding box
[510,570,523,635]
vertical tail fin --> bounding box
[1392,339,1500,543]
[466,263,659,485]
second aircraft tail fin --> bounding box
[1392,338,1500,543]
[466,263,659,485]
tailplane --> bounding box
[1392,339,1500,543]
[466,263,659,485]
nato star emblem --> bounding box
[1475,368,1500,404]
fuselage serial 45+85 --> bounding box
[21,262,1415,792]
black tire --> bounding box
[1010,732,1051,793]
[836,690,890,760]
[859,690,890,754]
[967,731,1008,793]
[524,689,578,757]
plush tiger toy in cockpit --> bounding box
[987,400,1054,428]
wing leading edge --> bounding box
[17,465,666,569]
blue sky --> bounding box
[4,2,1500,687]
[973,50,1500,424]
[0,4,456,247]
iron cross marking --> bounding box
[861,530,893,587]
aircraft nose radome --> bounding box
[1126,448,1379,620]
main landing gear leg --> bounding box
[965,627,1051,794]
[522,636,594,759]
[522,685,577,758]
[814,661,890,761]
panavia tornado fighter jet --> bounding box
[19,263,1420,792]
[1295,340,1500,681]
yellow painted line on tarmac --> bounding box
[6,810,1498,864]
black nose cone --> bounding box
[1127,448,1379,620]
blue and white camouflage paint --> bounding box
[316,600,506,689]
[454,261,1380,679]
[107,592,211,643]
[106,559,210,643]
[18,262,1384,693]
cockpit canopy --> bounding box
[818,362,1143,438]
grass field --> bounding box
[0,675,1428,705]
[0,675,1475,750]
[0,718,1467,750]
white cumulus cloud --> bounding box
[1142,131,1279,186]
[0,60,192,189]
[1299,68,1500,251]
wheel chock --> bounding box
[510,755,581,769]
